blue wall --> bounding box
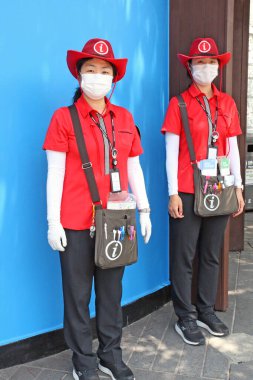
[0,0,169,346]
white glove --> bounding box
[139,212,152,244]
[48,222,67,252]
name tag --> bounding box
[110,169,122,193]
[218,157,230,176]
[208,146,218,160]
[199,159,217,176]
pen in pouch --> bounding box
[127,225,134,240]
[204,180,208,194]
[119,226,125,241]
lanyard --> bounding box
[196,96,219,146]
[89,111,118,168]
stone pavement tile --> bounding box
[128,304,172,370]
[228,253,239,292]
[176,343,206,378]
[152,312,184,373]
[58,350,72,359]
[122,313,152,363]
[209,333,253,363]
[9,366,41,379]
[35,368,68,379]
[237,252,253,271]
[27,351,72,372]
[229,360,253,380]
[244,242,252,250]
[233,297,253,335]
[175,376,215,380]
[244,231,253,243]
[240,251,253,260]
[236,253,253,299]
[202,345,230,379]
[128,368,176,379]
[0,366,20,380]
[121,331,141,363]
[125,314,151,337]
[62,370,108,379]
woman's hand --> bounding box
[232,188,245,218]
[48,222,67,251]
[169,194,184,218]
[139,213,152,244]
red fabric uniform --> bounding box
[43,96,143,230]
[161,83,242,193]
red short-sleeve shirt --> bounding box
[161,84,242,193]
[43,96,143,230]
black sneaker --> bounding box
[98,359,135,380]
[73,367,99,380]
[175,318,205,346]
[197,311,229,337]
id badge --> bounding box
[208,146,218,160]
[218,156,230,176]
[199,158,217,176]
[110,169,122,193]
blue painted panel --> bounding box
[0,0,169,345]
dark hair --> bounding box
[186,60,192,80]
[72,58,117,103]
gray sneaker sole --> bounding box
[73,369,79,380]
[197,320,228,336]
[98,363,135,380]
[175,322,205,346]
[98,364,116,380]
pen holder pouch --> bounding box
[194,169,238,217]
[95,208,138,269]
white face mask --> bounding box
[81,73,113,100]
[191,64,219,85]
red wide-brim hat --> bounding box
[67,38,128,83]
[177,38,231,68]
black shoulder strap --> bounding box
[135,125,141,138]
[176,95,197,168]
[68,104,102,208]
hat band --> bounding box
[82,50,114,59]
[191,52,218,57]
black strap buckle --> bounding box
[82,162,92,170]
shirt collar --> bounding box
[75,95,116,120]
[188,83,221,98]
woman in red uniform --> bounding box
[43,38,151,380]
[161,38,244,346]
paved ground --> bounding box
[1,212,253,380]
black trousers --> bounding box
[59,229,125,371]
[170,193,229,319]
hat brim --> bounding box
[67,50,128,82]
[177,52,231,67]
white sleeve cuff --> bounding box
[127,156,150,209]
[46,150,66,224]
[227,137,242,187]
[165,132,179,195]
